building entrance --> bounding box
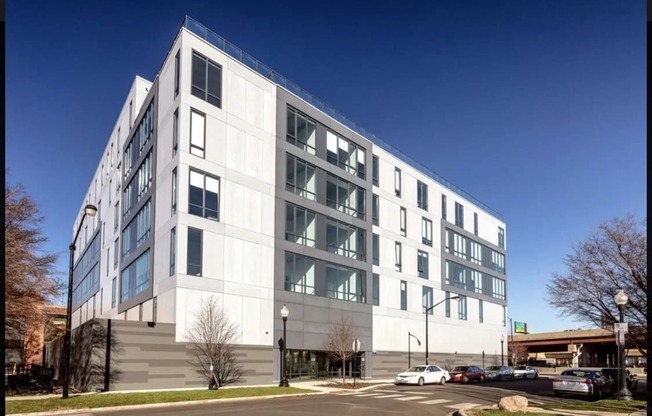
[284,349,364,380]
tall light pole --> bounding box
[408,332,421,368]
[63,204,97,399]
[614,290,632,401]
[500,334,505,366]
[279,304,290,387]
[425,296,459,364]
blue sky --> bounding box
[6,1,646,333]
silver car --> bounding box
[513,365,539,379]
[552,369,610,400]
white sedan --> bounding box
[513,365,539,379]
[395,365,450,386]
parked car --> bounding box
[513,365,539,380]
[484,365,515,381]
[552,369,612,400]
[395,365,450,386]
[449,365,485,383]
[600,368,638,393]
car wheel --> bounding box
[480,375,485,383]
[418,377,424,386]
[462,376,469,384]
[510,374,515,381]
[440,376,446,385]
[554,391,562,397]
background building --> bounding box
[55,16,508,391]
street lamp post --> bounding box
[425,296,459,365]
[500,334,505,366]
[62,204,97,399]
[408,332,421,369]
[614,290,632,401]
[279,304,290,387]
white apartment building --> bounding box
[68,16,508,389]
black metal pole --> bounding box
[425,312,429,365]
[617,305,632,400]
[104,319,111,392]
[280,317,289,387]
[501,340,504,366]
[408,333,411,368]
[62,242,76,399]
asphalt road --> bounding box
[54,377,646,416]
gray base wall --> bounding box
[371,351,502,378]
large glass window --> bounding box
[286,106,316,154]
[171,168,178,215]
[326,218,365,260]
[285,252,315,295]
[400,280,407,310]
[498,227,505,248]
[121,201,151,258]
[422,286,433,314]
[326,130,365,179]
[470,270,483,294]
[286,155,316,200]
[372,273,380,306]
[458,295,467,320]
[453,233,467,260]
[455,202,464,227]
[286,203,316,247]
[446,261,467,290]
[372,155,379,186]
[417,250,429,278]
[190,109,206,158]
[189,169,219,220]
[417,181,428,210]
[326,264,365,303]
[400,207,407,236]
[120,249,150,303]
[372,233,379,266]
[422,217,432,246]
[187,227,203,276]
[492,251,505,273]
[470,241,482,265]
[395,242,402,272]
[372,194,379,226]
[191,51,222,107]
[326,173,365,219]
[492,277,506,300]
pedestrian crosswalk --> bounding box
[338,389,482,409]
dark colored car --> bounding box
[484,365,515,381]
[600,368,638,393]
[449,365,485,383]
[553,369,612,400]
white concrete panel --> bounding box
[242,241,262,287]
[261,194,275,237]
[203,231,225,280]
[243,188,262,233]
[260,245,275,289]
[156,289,176,324]
[223,181,245,228]
[223,236,244,283]
[263,90,276,134]
[225,125,245,173]
[206,116,227,167]
[260,140,276,185]
[245,82,264,129]
[241,297,262,344]
[227,72,246,120]
[222,293,245,341]
[244,134,263,180]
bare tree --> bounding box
[508,341,529,365]
[323,315,357,384]
[187,297,243,389]
[546,215,647,356]
[5,178,60,344]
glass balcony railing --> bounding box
[182,16,503,220]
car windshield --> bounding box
[562,370,592,378]
[486,366,501,370]
[406,366,426,372]
[452,366,468,371]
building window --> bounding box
[372,273,380,306]
[442,195,447,220]
[372,155,379,186]
[121,249,150,303]
[326,173,365,220]
[121,200,151,259]
[286,155,316,200]
[111,277,117,308]
[470,241,482,265]
[394,168,401,197]
[326,130,365,179]
[422,286,433,314]
[372,233,379,266]
[187,227,203,276]
[458,295,467,320]
[470,270,483,294]
[474,213,478,235]
[326,218,365,260]
[171,168,177,215]
[113,238,119,269]
[326,264,366,303]
[446,261,467,290]
[174,51,180,97]
[422,217,432,246]
[498,227,505,248]
[191,51,222,107]
[445,291,451,318]
[372,194,379,226]
[453,233,467,260]
[395,242,402,272]
[189,169,220,220]
[492,251,506,274]
[169,227,176,276]
[492,277,506,300]
[400,207,407,236]
[417,181,428,210]
[190,109,206,158]
[287,106,316,154]
[285,252,315,295]
[400,280,407,310]
[455,202,464,228]
[172,109,179,156]
[479,299,484,323]
[286,203,316,247]
[417,250,429,278]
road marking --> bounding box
[446,403,482,409]
[395,396,428,401]
[374,389,402,393]
[375,394,404,399]
[355,393,385,397]
[402,390,430,394]
[419,399,452,405]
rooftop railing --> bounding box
[182,16,503,220]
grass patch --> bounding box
[539,399,647,413]
[5,387,315,414]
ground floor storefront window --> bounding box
[284,349,364,380]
